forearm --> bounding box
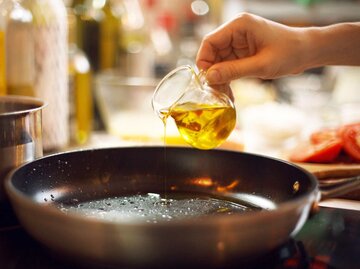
[303,22,360,69]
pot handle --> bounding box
[312,169,360,200]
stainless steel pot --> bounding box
[0,95,45,202]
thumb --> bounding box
[206,56,267,84]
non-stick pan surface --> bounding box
[5,146,318,268]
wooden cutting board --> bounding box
[295,162,360,176]
[293,162,360,202]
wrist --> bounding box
[299,27,325,70]
[302,23,360,68]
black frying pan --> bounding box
[5,146,319,268]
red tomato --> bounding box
[339,123,360,162]
[289,138,343,163]
[310,129,338,144]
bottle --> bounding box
[99,0,121,70]
[0,0,33,96]
[119,0,154,77]
[5,0,34,96]
[67,8,93,145]
[72,0,102,71]
[4,0,69,152]
[0,0,9,96]
[73,0,122,72]
[0,28,5,95]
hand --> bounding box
[196,13,311,84]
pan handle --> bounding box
[319,175,360,200]
[312,169,360,200]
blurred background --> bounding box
[2,0,360,155]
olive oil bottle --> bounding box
[4,0,34,96]
[72,0,122,71]
[99,0,121,70]
[0,0,16,96]
[67,8,93,145]
[3,0,69,151]
[0,31,6,95]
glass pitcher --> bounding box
[152,65,236,150]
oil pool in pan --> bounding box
[57,192,265,223]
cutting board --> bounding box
[293,162,360,202]
[295,162,360,176]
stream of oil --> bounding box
[161,115,168,200]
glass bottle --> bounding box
[0,0,10,96]
[0,29,5,95]
[73,0,102,71]
[73,0,122,72]
[99,0,121,70]
[5,0,34,96]
[67,8,93,145]
[118,0,153,77]
[4,0,69,152]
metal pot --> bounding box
[0,95,45,203]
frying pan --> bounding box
[4,146,351,268]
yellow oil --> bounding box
[161,102,236,150]
[0,31,6,95]
[99,1,121,70]
[68,8,93,145]
[72,0,121,72]
[68,48,93,145]
[74,67,92,144]
[7,85,35,96]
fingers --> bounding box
[196,13,263,82]
[205,55,270,84]
[196,19,237,71]
[196,35,225,71]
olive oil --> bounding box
[99,0,121,70]
[161,102,236,150]
[5,4,35,97]
[4,0,69,151]
[68,49,93,144]
[68,8,93,145]
[0,31,5,95]
[72,0,122,72]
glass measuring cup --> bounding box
[152,65,236,150]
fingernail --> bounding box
[206,69,221,83]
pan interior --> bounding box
[7,147,316,224]
[56,191,265,223]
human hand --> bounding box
[196,13,310,84]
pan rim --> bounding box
[4,146,319,227]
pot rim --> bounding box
[0,95,46,117]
